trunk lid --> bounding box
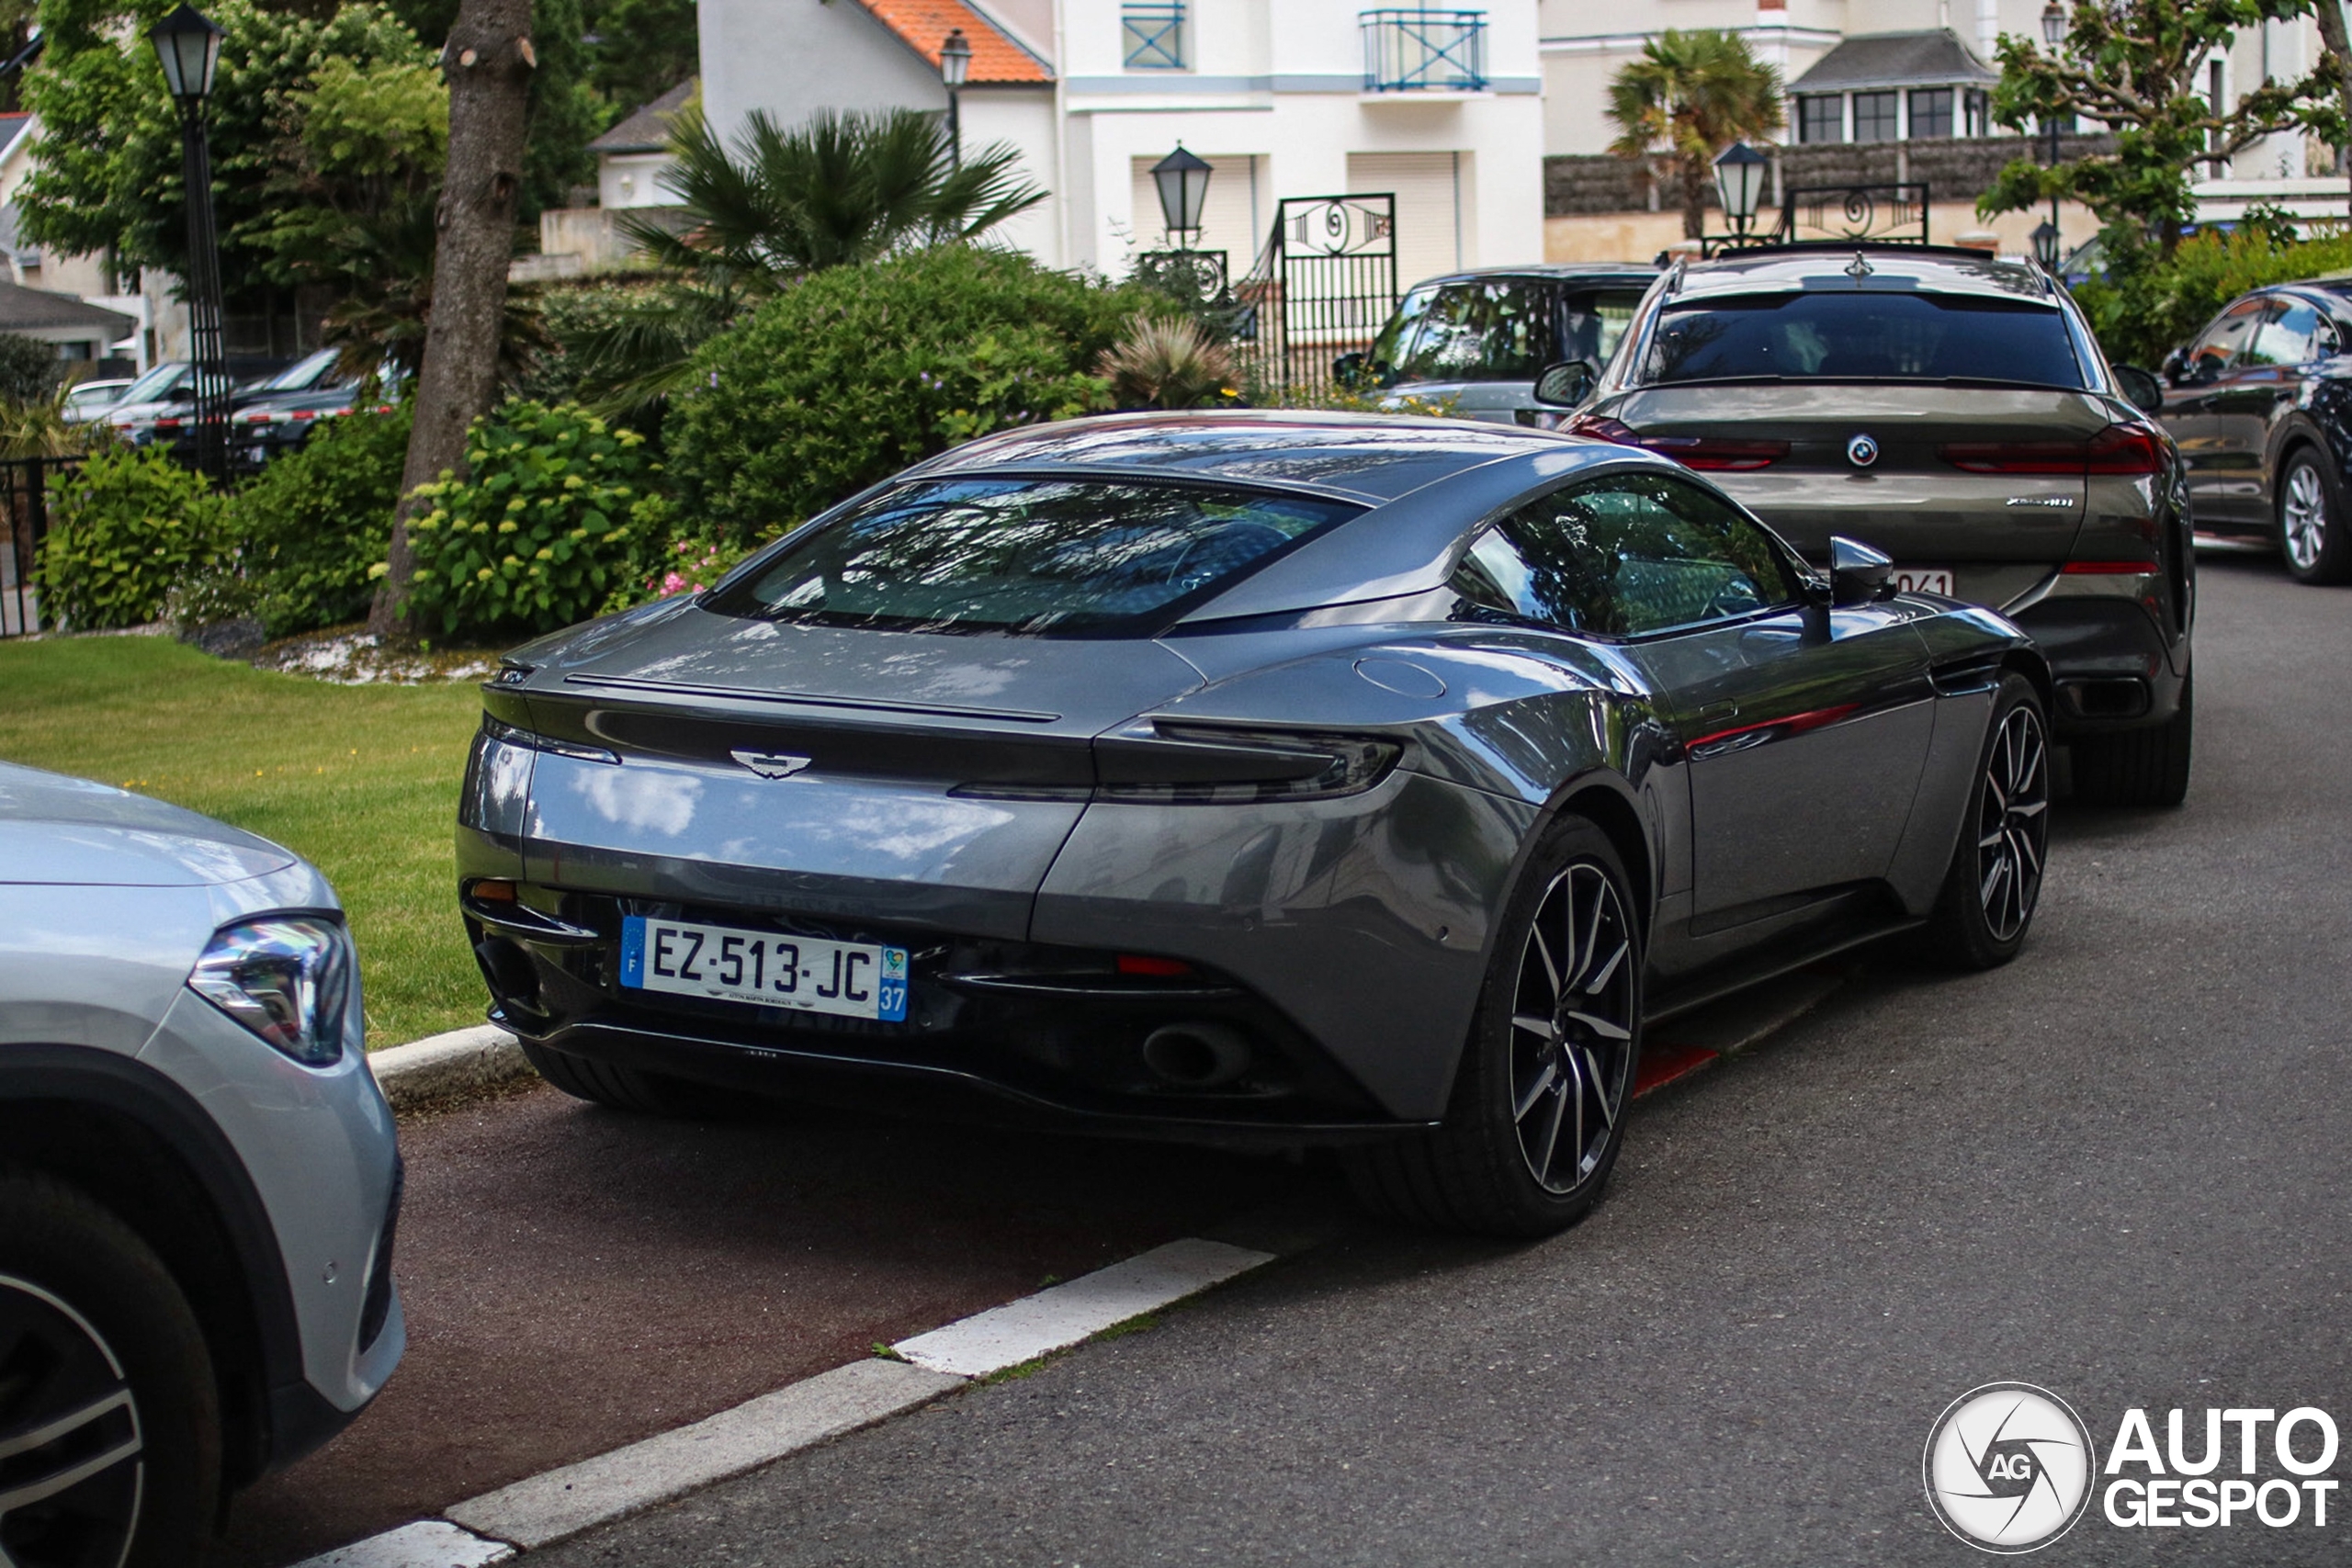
[1611,384,2109,609]
[512,605,1205,940]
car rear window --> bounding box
[705,478,1362,637]
[1641,291,2086,389]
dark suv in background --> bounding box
[2156,281,2352,584]
[1540,243,2193,807]
[1339,264,1658,423]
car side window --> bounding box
[1450,472,1797,637]
[2243,298,2328,367]
[2183,298,2267,380]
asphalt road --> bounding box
[524,550,2352,1567]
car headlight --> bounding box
[187,916,355,1066]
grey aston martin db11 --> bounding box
[457,412,2052,1235]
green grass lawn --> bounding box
[0,637,486,1047]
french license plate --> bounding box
[1894,567,1955,595]
[619,915,907,1022]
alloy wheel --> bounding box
[2284,463,2329,573]
[1508,863,1636,1193]
[1975,705,2049,942]
[0,1274,144,1568]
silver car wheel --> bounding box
[1509,863,1636,1194]
[2284,462,2329,572]
[1975,705,2049,942]
[0,1274,144,1568]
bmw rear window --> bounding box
[705,478,1362,636]
[1641,291,2086,389]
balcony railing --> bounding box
[1361,9,1487,93]
[1122,1,1186,70]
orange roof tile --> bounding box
[857,0,1051,85]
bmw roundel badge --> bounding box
[1847,433,1880,468]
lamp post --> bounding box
[1151,143,1213,252]
[1712,141,1770,246]
[150,3,227,481]
[939,28,970,169]
[2031,220,2062,271]
[2040,3,2065,259]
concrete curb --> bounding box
[368,1024,530,1113]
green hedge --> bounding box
[663,247,1165,542]
[2075,225,2352,369]
[227,406,412,637]
[40,447,224,631]
[398,400,666,639]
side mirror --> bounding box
[1332,351,1368,389]
[1532,359,1598,408]
[2113,364,2165,414]
[1828,535,1895,606]
[2159,347,2187,386]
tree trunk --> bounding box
[2315,0,2352,218]
[1679,153,1707,240]
[368,0,536,639]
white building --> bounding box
[696,0,1547,281]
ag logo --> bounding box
[1924,1382,2098,1553]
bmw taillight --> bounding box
[1565,413,1789,470]
[1939,423,2165,476]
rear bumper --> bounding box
[467,893,1419,1145]
[2007,594,2187,736]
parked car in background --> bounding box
[2154,281,2352,584]
[234,347,344,402]
[234,365,401,468]
[60,376,133,423]
[461,411,2052,1237]
[1544,243,2195,807]
[1338,264,1658,423]
[0,762,403,1557]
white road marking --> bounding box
[891,1236,1275,1379]
[441,1359,963,1549]
[287,1519,513,1568]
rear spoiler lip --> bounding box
[559,672,1063,725]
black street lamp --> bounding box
[1713,141,1770,244]
[2040,5,2066,264]
[150,2,227,480]
[939,28,970,170]
[2031,220,2063,271]
[1151,144,1213,251]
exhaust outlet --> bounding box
[1141,1021,1251,1089]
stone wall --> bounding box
[1544,133,2119,218]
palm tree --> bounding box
[1607,30,1785,240]
[566,106,1046,420]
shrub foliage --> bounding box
[2073,221,2352,370]
[226,405,412,637]
[40,447,223,631]
[664,247,1162,541]
[398,400,664,638]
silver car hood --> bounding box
[0,762,298,887]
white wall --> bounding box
[700,0,944,140]
[599,152,677,209]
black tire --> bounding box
[1917,675,2051,971]
[2070,671,2193,808]
[0,1173,220,1568]
[520,1039,734,1118]
[1344,817,1643,1237]
[2277,447,2352,585]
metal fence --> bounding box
[1361,9,1487,92]
[1232,193,1401,403]
[1,457,77,639]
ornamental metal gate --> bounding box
[1233,193,1399,402]
[0,457,73,639]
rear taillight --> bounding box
[2083,423,2166,474]
[1939,423,2165,476]
[1565,413,1789,470]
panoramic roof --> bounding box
[924,412,1576,502]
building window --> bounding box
[1907,87,1953,139]
[1852,90,1899,142]
[1965,90,1990,137]
[1361,9,1488,92]
[1798,94,1845,144]
[1123,2,1186,70]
